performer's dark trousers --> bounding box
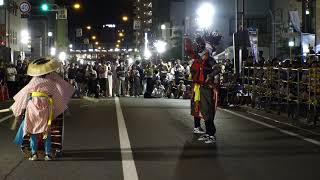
[200,86,216,136]
[194,117,201,128]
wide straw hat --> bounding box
[27,57,60,76]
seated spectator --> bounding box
[152,80,165,98]
[175,80,186,99]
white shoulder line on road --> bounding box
[221,109,320,146]
[0,114,14,123]
[115,97,139,180]
[247,111,320,136]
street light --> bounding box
[48,32,53,37]
[122,16,128,22]
[73,3,81,10]
[196,2,215,29]
[117,40,121,43]
[86,26,91,30]
[119,32,124,37]
[161,24,166,30]
[289,40,294,61]
[92,35,96,40]
[306,9,310,15]
[116,44,120,48]
[154,40,167,54]
[95,42,99,45]
[69,44,73,49]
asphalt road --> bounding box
[1,98,320,180]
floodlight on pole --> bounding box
[21,30,30,44]
[154,40,167,54]
[144,49,152,59]
[58,52,67,61]
[196,2,215,29]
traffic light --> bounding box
[41,3,49,11]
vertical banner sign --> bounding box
[133,20,141,30]
[289,11,301,33]
[248,27,259,64]
[76,28,82,37]
[57,8,68,20]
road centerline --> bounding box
[115,97,139,180]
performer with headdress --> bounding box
[185,32,222,144]
[11,57,75,161]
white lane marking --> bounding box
[220,109,320,146]
[247,111,320,136]
[115,97,139,180]
[0,114,14,123]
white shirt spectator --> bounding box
[7,66,17,82]
[152,85,165,98]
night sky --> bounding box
[67,0,132,28]
[63,0,133,45]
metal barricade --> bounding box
[242,65,320,125]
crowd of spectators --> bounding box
[0,57,30,100]
[61,58,193,99]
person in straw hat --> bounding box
[11,57,75,161]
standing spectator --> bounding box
[112,61,119,97]
[144,62,154,98]
[136,61,144,95]
[116,61,126,96]
[16,60,24,91]
[258,51,266,65]
[6,63,17,98]
[130,65,141,97]
[0,61,6,86]
[68,63,77,85]
[174,59,185,85]
[85,65,98,97]
[184,61,191,80]
[158,59,169,83]
[98,62,108,97]
[106,61,113,97]
[75,64,86,97]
